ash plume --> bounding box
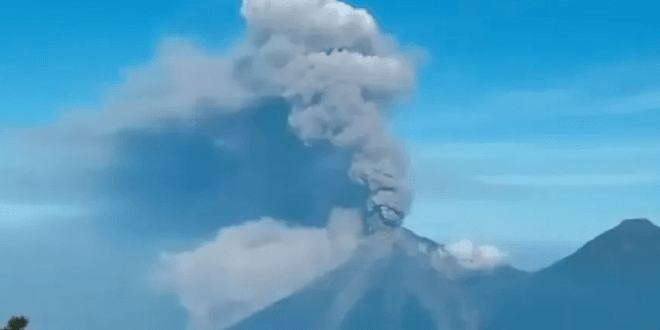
[4,0,420,228]
[234,0,419,227]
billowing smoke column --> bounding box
[235,0,418,227]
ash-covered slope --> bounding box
[228,228,480,330]
[483,218,660,330]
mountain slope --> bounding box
[548,218,660,289]
[228,218,660,330]
[229,228,479,330]
[485,218,660,330]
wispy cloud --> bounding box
[0,203,84,226]
[398,59,660,141]
[579,89,660,115]
[407,141,660,201]
[475,172,660,187]
[413,142,660,160]
[486,87,660,117]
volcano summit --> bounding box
[229,227,480,330]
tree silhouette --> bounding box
[1,316,28,330]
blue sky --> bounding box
[4,0,657,243]
[1,0,659,329]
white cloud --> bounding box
[154,208,363,330]
[446,239,505,270]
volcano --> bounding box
[228,228,481,330]
[227,218,660,330]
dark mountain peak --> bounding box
[506,220,660,330]
[586,218,659,251]
[616,218,657,231]
[541,218,660,289]
[557,218,659,260]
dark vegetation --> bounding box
[1,316,28,330]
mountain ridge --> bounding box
[538,217,660,287]
[227,218,660,330]
[484,218,660,330]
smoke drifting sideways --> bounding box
[19,0,418,230]
[3,0,420,228]
[155,208,364,330]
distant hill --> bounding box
[481,218,660,330]
[228,219,660,330]
[549,218,660,289]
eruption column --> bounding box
[237,0,418,227]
